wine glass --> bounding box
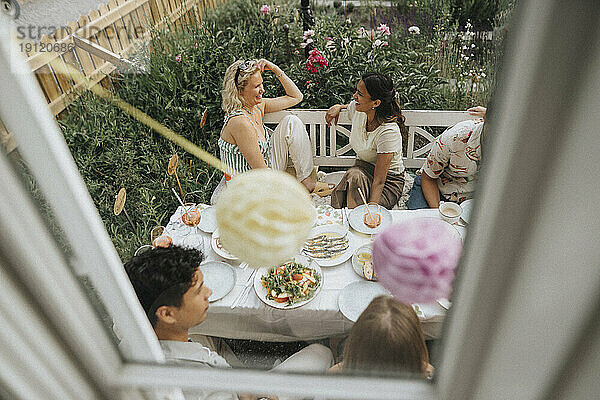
[151,226,173,248]
[181,203,201,227]
[363,202,381,229]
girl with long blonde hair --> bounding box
[212,59,331,203]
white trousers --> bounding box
[211,115,314,205]
[269,114,314,183]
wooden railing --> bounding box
[20,0,221,117]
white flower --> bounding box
[408,26,420,35]
[326,40,336,50]
[481,72,486,78]
[303,29,315,40]
[343,37,350,45]
[373,39,382,47]
[471,43,475,48]
[346,18,351,24]
[300,38,313,48]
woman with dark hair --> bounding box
[330,296,432,378]
[326,73,407,209]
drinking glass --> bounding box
[181,203,201,227]
[151,226,173,248]
[363,202,382,229]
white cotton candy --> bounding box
[215,169,316,267]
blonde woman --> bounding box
[330,296,433,379]
[212,59,331,203]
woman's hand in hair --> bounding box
[257,58,278,74]
[325,104,347,126]
[467,106,487,119]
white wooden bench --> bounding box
[264,109,476,169]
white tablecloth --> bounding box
[165,206,466,342]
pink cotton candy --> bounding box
[372,218,463,303]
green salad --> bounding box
[261,261,321,306]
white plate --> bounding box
[211,229,239,260]
[303,224,354,267]
[253,255,323,309]
[199,261,236,302]
[460,199,474,223]
[348,205,393,234]
[351,243,373,279]
[198,206,217,233]
[338,281,390,322]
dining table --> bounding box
[163,204,467,342]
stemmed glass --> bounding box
[364,202,382,242]
[151,226,172,248]
[181,203,201,227]
[363,202,381,229]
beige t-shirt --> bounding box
[347,101,405,175]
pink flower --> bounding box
[304,48,328,73]
[382,41,389,46]
[175,54,182,62]
[343,37,350,45]
[260,5,270,15]
[377,24,391,36]
[303,29,315,40]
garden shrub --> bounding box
[57,0,510,259]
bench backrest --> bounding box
[264,109,476,169]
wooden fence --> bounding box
[21,0,221,117]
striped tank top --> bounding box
[218,109,271,176]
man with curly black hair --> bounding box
[125,246,211,336]
[124,246,333,400]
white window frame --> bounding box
[2,0,600,398]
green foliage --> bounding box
[450,0,503,31]
[57,0,510,259]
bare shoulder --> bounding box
[222,115,253,141]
